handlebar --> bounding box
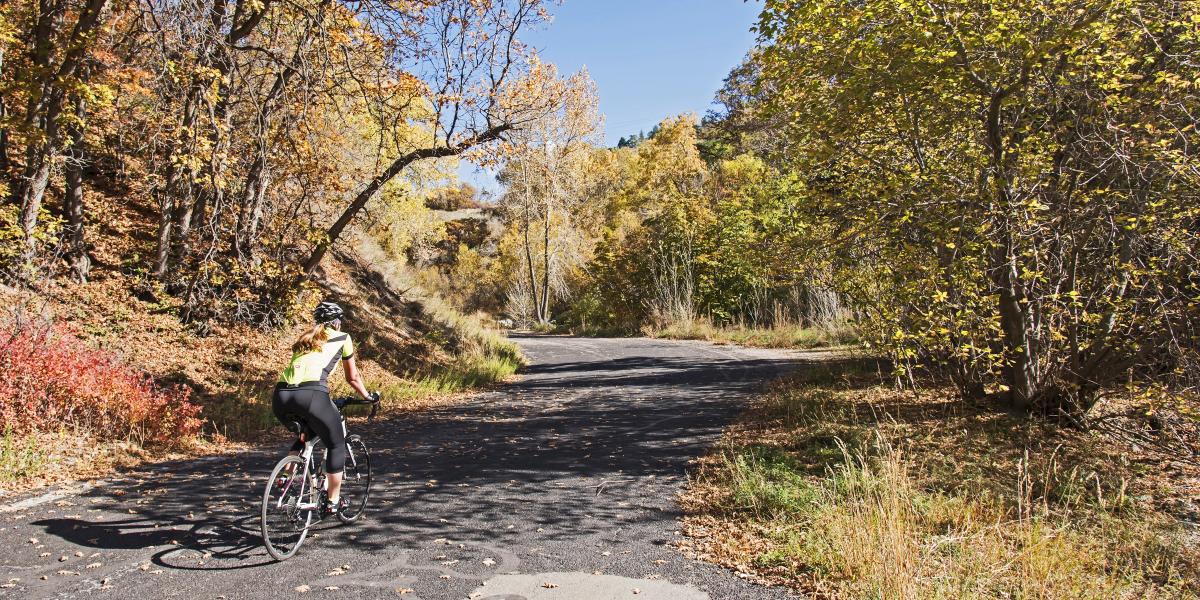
[332,391,382,424]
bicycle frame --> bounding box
[274,437,322,512]
[276,396,376,512]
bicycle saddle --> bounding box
[281,414,310,436]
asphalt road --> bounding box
[1,335,807,599]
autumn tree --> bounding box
[497,67,602,325]
[753,0,1200,415]
[1,0,111,275]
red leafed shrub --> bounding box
[0,322,202,445]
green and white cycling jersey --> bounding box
[278,327,355,388]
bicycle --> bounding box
[260,392,380,561]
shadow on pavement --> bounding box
[28,337,838,577]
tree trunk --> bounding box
[17,0,109,267]
[0,45,9,172]
[63,87,89,281]
[235,150,269,258]
[983,89,1038,408]
[522,194,539,321]
[540,202,552,323]
[18,149,54,264]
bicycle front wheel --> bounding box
[338,435,371,523]
[261,455,314,560]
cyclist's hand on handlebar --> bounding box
[367,391,381,403]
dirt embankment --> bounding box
[1,186,519,494]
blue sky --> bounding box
[459,0,763,195]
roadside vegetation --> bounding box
[671,1,1200,596]
[681,363,1199,598]
[643,320,857,350]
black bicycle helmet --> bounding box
[313,301,344,324]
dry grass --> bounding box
[645,318,858,350]
[680,362,1200,599]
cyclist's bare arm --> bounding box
[342,356,372,400]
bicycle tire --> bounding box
[338,435,371,523]
[261,455,314,561]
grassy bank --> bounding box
[644,319,858,349]
[680,362,1199,598]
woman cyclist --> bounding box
[273,301,374,516]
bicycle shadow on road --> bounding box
[31,507,272,571]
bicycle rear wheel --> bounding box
[338,435,371,523]
[261,455,314,560]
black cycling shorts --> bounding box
[271,383,346,473]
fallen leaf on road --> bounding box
[395,588,413,595]
[438,575,451,580]
[542,582,559,589]
[481,558,496,566]
[27,538,37,545]
[295,585,310,593]
[58,556,68,562]
[149,569,164,575]
[326,568,345,576]
[56,570,78,576]
[633,588,641,594]
[324,586,338,591]
[85,563,102,569]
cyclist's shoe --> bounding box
[319,497,349,518]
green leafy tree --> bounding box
[753,0,1200,414]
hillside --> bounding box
[0,184,521,492]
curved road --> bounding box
[2,336,808,599]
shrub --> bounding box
[0,322,201,445]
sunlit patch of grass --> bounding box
[645,318,859,349]
[351,348,523,412]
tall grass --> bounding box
[693,379,1197,598]
[645,318,858,349]
[719,437,1192,598]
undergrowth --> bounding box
[0,321,202,445]
[683,365,1198,599]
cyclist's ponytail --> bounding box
[293,323,328,354]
